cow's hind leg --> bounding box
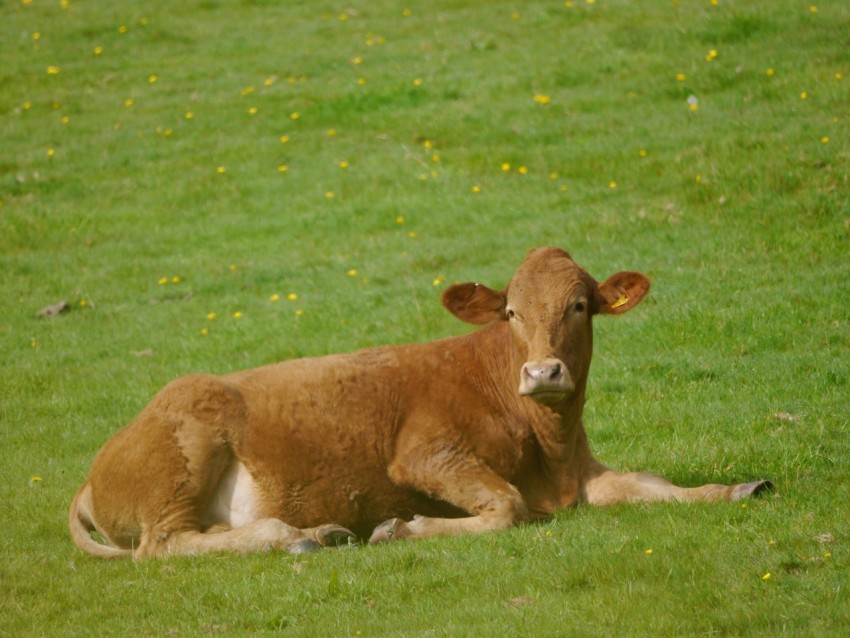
[138,519,322,557]
[582,460,772,505]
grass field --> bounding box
[1,0,848,635]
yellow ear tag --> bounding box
[610,292,630,309]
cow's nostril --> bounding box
[548,363,562,381]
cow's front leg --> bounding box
[370,448,529,543]
[581,459,772,505]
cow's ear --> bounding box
[597,272,650,315]
[441,283,507,325]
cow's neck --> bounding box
[489,321,592,506]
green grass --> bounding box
[1,0,848,635]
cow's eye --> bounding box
[573,301,586,314]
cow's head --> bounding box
[442,247,650,405]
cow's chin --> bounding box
[521,389,570,405]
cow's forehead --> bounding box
[508,247,594,298]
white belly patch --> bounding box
[203,460,261,529]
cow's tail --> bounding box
[68,483,132,559]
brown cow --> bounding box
[69,247,771,558]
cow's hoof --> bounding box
[368,518,409,544]
[287,539,322,554]
[315,524,359,548]
[732,480,774,501]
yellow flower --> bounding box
[228,263,237,271]
[396,215,405,224]
[471,184,482,193]
[46,148,55,158]
[118,25,128,34]
[608,181,617,189]
[644,549,653,555]
[533,94,551,105]
[705,49,718,62]
[357,77,367,85]
[501,162,511,172]
[295,309,304,317]
[185,111,194,120]
[836,72,844,81]
[61,116,69,124]
[809,5,817,13]
[158,277,169,285]
[347,269,358,277]
[740,502,747,509]
[800,91,808,100]
[761,572,771,581]
[517,165,528,175]
[413,78,423,86]
[200,327,209,335]
[280,135,290,143]
[339,160,349,169]
[241,86,255,96]
[824,552,832,559]
[327,128,337,136]
[23,102,31,110]
[31,476,42,483]
[765,68,775,76]
[216,166,226,174]
[30,337,37,348]
[408,231,417,238]
[171,276,181,284]
[675,73,686,81]
[402,8,412,16]
[432,275,445,286]
[290,112,301,120]
[47,66,60,75]
[352,56,363,65]
[124,98,135,107]
[248,106,258,115]
[79,299,88,307]
[278,165,288,173]
[325,191,335,199]
[264,77,276,86]
[233,311,242,319]
[93,45,104,56]
[269,294,280,302]
[206,312,217,320]
[148,75,158,84]
[286,292,298,301]
[820,136,829,144]
[639,149,648,157]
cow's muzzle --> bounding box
[519,358,574,403]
